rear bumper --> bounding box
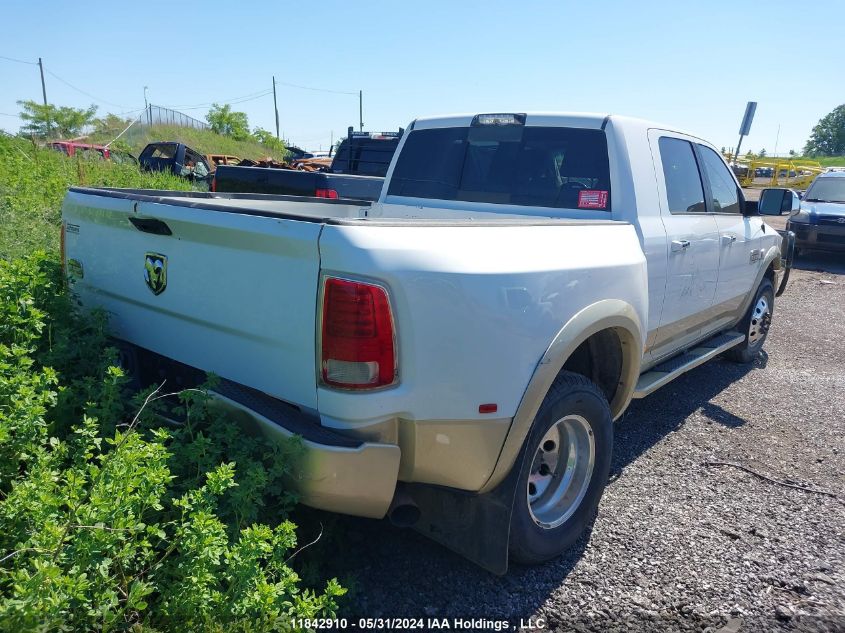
[208,383,401,519]
[789,222,845,252]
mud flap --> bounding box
[776,230,795,297]
[403,450,528,575]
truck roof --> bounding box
[410,111,700,140]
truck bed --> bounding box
[62,186,640,419]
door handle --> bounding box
[721,234,737,246]
[671,240,691,252]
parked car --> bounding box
[767,171,845,254]
[138,142,212,184]
[47,141,137,165]
[61,111,791,574]
[213,127,402,197]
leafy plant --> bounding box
[17,100,98,139]
[0,254,345,630]
[206,104,251,141]
[804,104,845,156]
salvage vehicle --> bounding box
[138,142,212,185]
[47,141,138,165]
[762,171,845,254]
[61,112,793,574]
[205,154,241,170]
[212,127,402,199]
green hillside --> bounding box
[0,134,192,261]
[87,123,287,161]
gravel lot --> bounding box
[322,246,844,632]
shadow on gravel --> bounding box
[300,352,771,618]
[611,352,766,479]
[792,251,845,275]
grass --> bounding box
[0,134,192,261]
[810,156,845,167]
[87,122,287,161]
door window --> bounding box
[658,137,706,213]
[698,146,741,214]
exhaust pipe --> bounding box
[387,486,420,528]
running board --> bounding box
[633,331,746,399]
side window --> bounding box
[698,146,740,214]
[658,137,706,213]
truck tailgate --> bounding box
[62,188,322,410]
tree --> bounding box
[206,103,250,140]
[788,149,796,157]
[758,148,767,157]
[93,113,133,137]
[804,104,845,156]
[252,127,287,155]
[17,100,97,139]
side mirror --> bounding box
[759,188,801,216]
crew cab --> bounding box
[61,112,791,574]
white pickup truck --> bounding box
[61,112,792,573]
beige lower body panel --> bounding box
[208,393,401,519]
[208,392,511,518]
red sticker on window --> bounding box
[578,190,609,209]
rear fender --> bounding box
[479,299,643,494]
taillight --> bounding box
[320,277,396,389]
[315,188,338,199]
[210,175,217,192]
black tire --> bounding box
[509,371,613,565]
[725,278,774,364]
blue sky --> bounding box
[1,1,842,154]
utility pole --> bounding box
[38,58,48,105]
[272,76,280,140]
[38,57,49,137]
[359,90,363,132]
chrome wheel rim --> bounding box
[748,295,771,347]
[527,414,595,529]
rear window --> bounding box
[332,139,398,177]
[386,126,611,210]
[142,144,177,160]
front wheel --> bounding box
[725,278,774,363]
[509,371,613,565]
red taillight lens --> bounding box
[320,277,396,389]
[315,188,339,199]
[210,176,217,192]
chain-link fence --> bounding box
[139,105,209,130]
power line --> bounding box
[0,54,37,65]
[275,79,357,96]
[45,69,128,109]
[163,88,273,111]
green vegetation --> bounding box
[0,134,192,261]
[0,255,344,630]
[87,121,287,162]
[17,100,99,139]
[207,104,252,141]
[0,134,346,629]
[804,104,845,156]
[812,155,845,167]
